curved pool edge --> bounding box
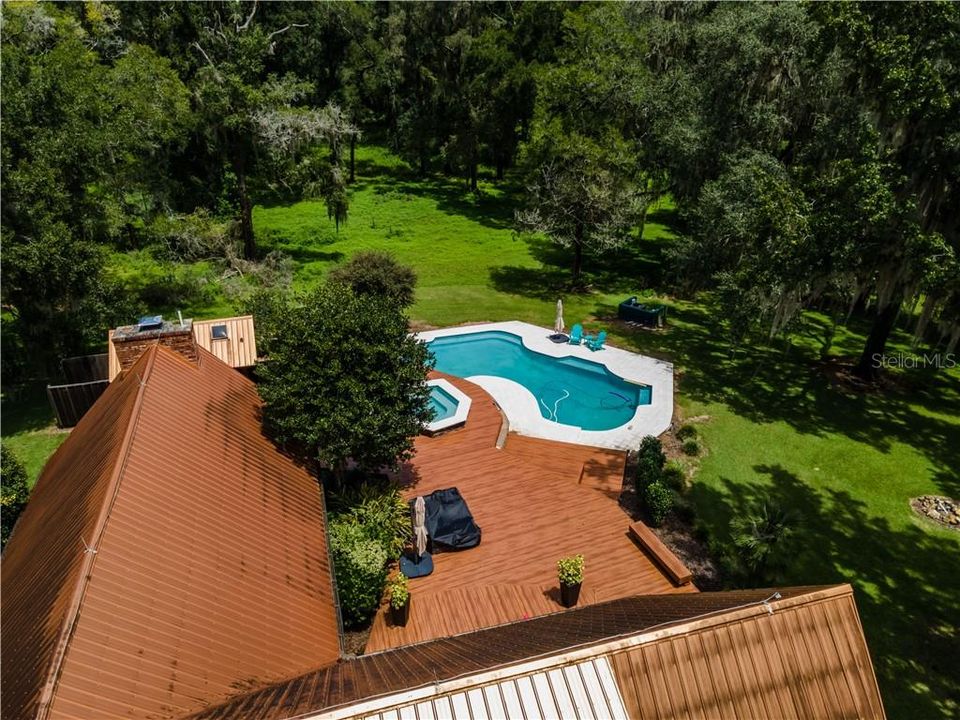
[416,321,674,450]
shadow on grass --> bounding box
[593,300,960,499]
[689,465,960,719]
[490,233,674,298]
[1,382,56,435]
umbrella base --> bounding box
[548,333,569,344]
[399,551,434,578]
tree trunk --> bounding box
[853,301,899,381]
[232,151,255,260]
[469,158,478,192]
[349,135,356,183]
[572,224,584,285]
[495,156,505,181]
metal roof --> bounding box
[1,344,340,720]
[185,585,883,720]
[108,316,258,380]
[360,656,629,720]
[193,316,258,369]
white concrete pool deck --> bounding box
[416,321,674,450]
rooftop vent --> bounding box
[138,315,164,332]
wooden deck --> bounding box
[365,373,696,653]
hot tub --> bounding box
[425,378,471,434]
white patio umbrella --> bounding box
[413,496,428,558]
[554,299,565,334]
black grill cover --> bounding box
[421,488,481,550]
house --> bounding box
[1,323,338,720]
[107,315,257,381]
[2,320,886,720]
[186,584,885,720]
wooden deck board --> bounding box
[366,373,695,654]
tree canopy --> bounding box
[2,1,957,381]
[256,282,432,478]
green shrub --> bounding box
[557,554,584,586]
[644,481,674,526]
[636,455,662,489]
[328,479,410,560]
[635,435,666,490]
[638,435,665,464]
[1,446,30,549]
[328,250,417,307]
[681,439,700,456]
[329,519,389,628]
[661,461,686,493]
[387,573,410,609]
[675,423,697,440]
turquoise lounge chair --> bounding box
[568,324,583,345]
[587,330,607,351]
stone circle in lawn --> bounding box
[910,495,960,531]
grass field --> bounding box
[4,145,957,717]
[1,383,69,486]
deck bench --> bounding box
[628,521,693,586]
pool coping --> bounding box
[424,378,472,434]
[416,321,674,450]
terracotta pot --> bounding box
[390,598,411,627]
[560,581,582,608]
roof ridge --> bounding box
[183,585,852,720]
[34,345,160,720]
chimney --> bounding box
[111,315,198,371]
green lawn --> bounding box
[1,382,69,487]
[7,145,958,717]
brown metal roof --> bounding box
[609,584,885,719]
[108,316,258,380]
[185,585,882,720]
[1,344,340,720]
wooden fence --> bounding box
[47,380,110,428]
[60,353,109,383]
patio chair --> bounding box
[587,330,607,351]
[568,324,583,345]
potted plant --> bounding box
[557,554,584,608]
[387,573,411,627]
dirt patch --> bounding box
[619,483,722,591]
[343,625,372,656]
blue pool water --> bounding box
[428,385,460,422]
[427,331,651,431]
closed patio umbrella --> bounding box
[555,299,565,334]
[413,496,428,558]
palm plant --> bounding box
[730,502,801,585]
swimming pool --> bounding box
[427,331,651,431]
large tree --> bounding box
[517,4,654,284]
[1,3,191,363]
[117,1,358,259]
[256,282,432,479]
